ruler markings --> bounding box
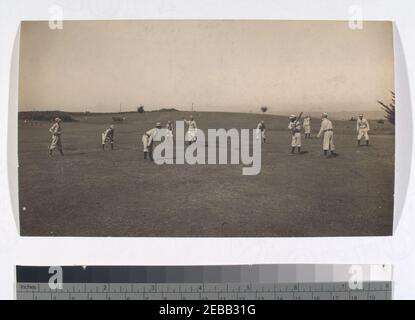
[16,281,392,300]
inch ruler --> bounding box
[15,265,393,300]
[17,281,392,300]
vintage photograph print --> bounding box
[18,20,395,236]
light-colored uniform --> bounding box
[256,122,266,142]
[184,119,197,142]
[357,118,370,141]
[318,118,335,151]
[142,128,159,152]
[101,127,114,145]
[49,122,62,151]
[288,121,302,147]
[166,123,174,137]
[303,117,311,134]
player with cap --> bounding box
[184,115,197,145]
[317,113,336,158]
[356,114,370,146]
[142,122,162,161]
[101,125,115,151]
[288,114,302,154]
[256,120,266,144]
[48,117,64,156]
[303,115,311,139]
[166,120,174,138]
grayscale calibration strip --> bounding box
[16,264,393,300]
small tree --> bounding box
[260,106,268,113]
[137,105,144,113]
[378,91,395,125]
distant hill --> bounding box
[151,108,179,112]
[18,111,78,122]
[320,110,385,120]
[271,110,385,120]
[19,109,386,122]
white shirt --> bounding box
[288,121,301,132]
[318,118,333,136]
[185,119,197,130]
[49,123,61,135]
[257,123,265,131]
[357,118,370,130]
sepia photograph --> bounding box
[17,20,395,237]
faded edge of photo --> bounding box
[7,22,20,234]
[392,22,413,232]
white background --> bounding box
[0,0,414,300]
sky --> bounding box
[18,20,394,115]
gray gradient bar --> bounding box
[16,265,393,284]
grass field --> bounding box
[18,111,395,237]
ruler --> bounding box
[17,281,392,300]
[15,265,393,300]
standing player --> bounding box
[256,120,266,144]
[303,115,311,139]
[357,114,370,146]
[166,120,174,138]
[101,125,115,150]
[184,115,197,145]
[288,115,302,154]
[48,117,64,156]
[142,122,162,161]
[317,113,336,158]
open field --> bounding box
[18,111,394,237]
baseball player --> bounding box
[184,115,197,144]
[256,120,266,144]
[142,122,162,161]
[303,115,311,139]
[48,117,64,156]
[166,120,174,138]
[357,114,370,146]
[288,115,302,154]
[317,113,335,157]
[101,125,115,150]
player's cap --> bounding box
[110,125,115,129]
[156,122,162,128]
[289,114,296,120]
[55,117,61,122]
[359,114,364,117]
[322,113,328,118]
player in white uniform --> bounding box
[256,121,266,144]
[48,117,64,156]
[303,115,311,139]
[166,121,174,138]
[317,113,335,158]
[102,125,115,150]
[142,122,162,161]
[288,115,302,154]
[357,114,370,146]
[184,115,197,144]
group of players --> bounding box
[256,112,370,158]
[47,113,371,160]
